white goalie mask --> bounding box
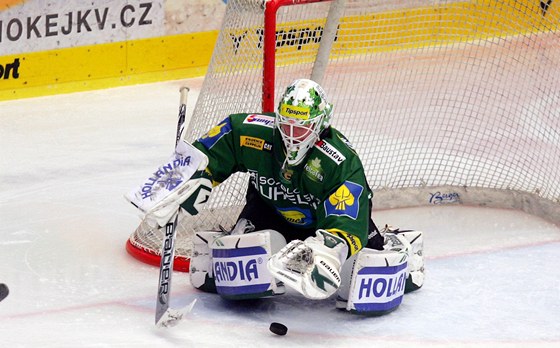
[276,79,333,167]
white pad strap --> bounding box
[125,140,211,226]
[389,230,425,291]
[190,231,224,291]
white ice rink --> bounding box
[1,80,560,347]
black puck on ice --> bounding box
[269,322,288,336]
[0,283,9,302]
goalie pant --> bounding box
[189,228,424,315]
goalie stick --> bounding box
[155,87,192,327]
[175,87,189,147]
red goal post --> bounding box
[262,0,341,112]
[126,0,560,270]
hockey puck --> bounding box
[0,283,9,302]
[269,322,288,336]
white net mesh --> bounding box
[128,0,560,264]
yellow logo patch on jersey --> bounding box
[240,136,271,151]
[276,207,313,226]
[324,181,364,220]
[198,117,232,149]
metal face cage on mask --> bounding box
[275,79,333,167]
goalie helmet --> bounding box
[276,79,333,168]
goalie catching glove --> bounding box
[125,140,212,226]
[267,230,348,300]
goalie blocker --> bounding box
[125,140,212,227]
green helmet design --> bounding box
[276,79,333,167]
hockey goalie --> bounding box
[127,79,425,316]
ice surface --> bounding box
[1,80,559,347]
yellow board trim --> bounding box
[0,31,218,101]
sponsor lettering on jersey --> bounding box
[316,140,346,165]
[198,117,232,149]
[279,104,310,120]
[276,207,313,226]
[243,114,275,128]
[240,136,272,151]
[304,157,324,182]
[248,169,320,209]
[324,180,364,220]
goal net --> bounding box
[127,0,560,270]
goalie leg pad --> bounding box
[337,247,408,316]
[385,229,425,293]
[189,231,223,293]
[211,230,286,300]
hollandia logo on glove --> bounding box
[141,156,192,200]
[125,140,208,216]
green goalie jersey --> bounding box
[193,112,373,256]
